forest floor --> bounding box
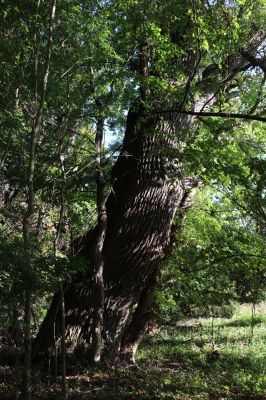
[0,304,266,399]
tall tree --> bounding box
[2,0,264,365]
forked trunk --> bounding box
[33,106,193,364]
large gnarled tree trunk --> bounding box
[33,105,195,364]
[33,11,265,365]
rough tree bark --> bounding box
[119,269,159,367]
[119,181,201,365]
[32,19,265,366]
[32,104,194,364]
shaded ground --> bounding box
[0,305,266,399]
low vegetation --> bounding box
[1,304,265,399]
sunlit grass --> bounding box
[1,304,265,399]
[137,305,266,399]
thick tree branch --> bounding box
[161,109,266,123]
[241,51,266,73]
[196,30,266,112]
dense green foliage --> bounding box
[159,187,266,320]
[0,0,265,398]
[0,0,265,317]
[159,117,266,319]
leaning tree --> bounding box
[32,0,266,365]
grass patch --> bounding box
[137,306,266,399]
[0,305,265,399]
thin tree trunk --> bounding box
[20,292,32,400]
[21,2,57,397]
[54,119,68,396]
[89,116,106,363]
[60,284,67,398]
